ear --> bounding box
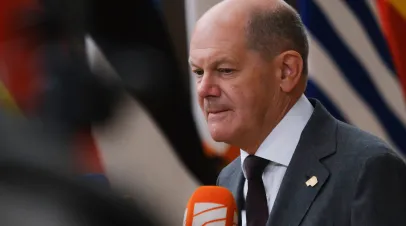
[278,50,304,93]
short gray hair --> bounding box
[245,5,309,75]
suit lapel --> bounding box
[229,168,244,225]
[218,157,245,225]
[267,99,338,226]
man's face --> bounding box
[189,19,281,147]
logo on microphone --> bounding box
[184,202,237,226]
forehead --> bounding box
[189,21,247,66]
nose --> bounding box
[197,74,221,98]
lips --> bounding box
[208,110,228,114]
[207,110,230,121]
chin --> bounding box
[209,128,234,143]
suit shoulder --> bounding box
[217,156,241,185]
[335,121,402,160]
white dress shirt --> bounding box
[240,95,314,226]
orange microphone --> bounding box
[183,186,238,226]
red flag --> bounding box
[0,0,103,175]
[0,0,42,114]
[377,0,406,101]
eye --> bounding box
[192,69,204,77]
[218,68,235,74]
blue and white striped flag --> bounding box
[299,0,406,156]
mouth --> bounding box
[209,109,228,113]
[207,109,229,114]
[207,110,230,120]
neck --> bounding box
[241,94,300,155]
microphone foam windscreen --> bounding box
[184,186,237,226]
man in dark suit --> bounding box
[188,0,406,225]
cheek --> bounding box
[226,86,257,120]
[234,85,269,121]
[225,84,245,108]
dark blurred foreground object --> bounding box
[0,110,156,226]
[22,0,224,182]
[0,164,157,226]
[0,109,73,174]
[8,0,225,183]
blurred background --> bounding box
[0,0,405,225]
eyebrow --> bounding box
[188,59,198,67]
[188,57,239,68]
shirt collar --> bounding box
[240,95,314,172]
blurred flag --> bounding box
[0,0,104,175]
[0,0,42,115]
[377,0,406,100]
[298,0,406,156]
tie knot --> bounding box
[243,155,270,180]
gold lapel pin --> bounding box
[306,176,318,187]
